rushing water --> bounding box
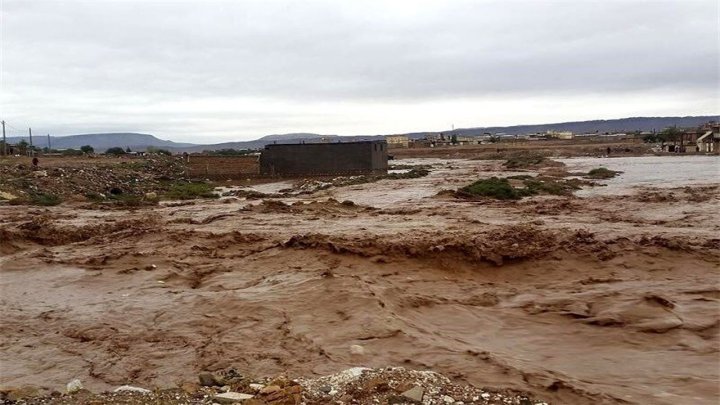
[559,155,720,196]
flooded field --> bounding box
[1,155,719,404]
[562,155,720,196]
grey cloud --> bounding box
[1,0,717,140]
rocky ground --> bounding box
[1,367,546,404]
[1,153,718,405]
[0,155,187,204]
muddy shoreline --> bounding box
[1,155,719,404]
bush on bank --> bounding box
[163,182,218,200]
[587,167,621,179]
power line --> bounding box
[3,122,22,132]
[0,120,27,134]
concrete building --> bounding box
[260,140,388,176]
[456,136,479,145]
[697,122,720,153]
[186,155,260,179]
[385,135,410,148]
[546,130,574,140]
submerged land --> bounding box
[0,141,719,404]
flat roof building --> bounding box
[260,140,388,176]
[385,135,410,148]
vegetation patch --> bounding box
[458,177,523,200]
[84,192,106,202]
[9,193,62,206]
[146,146,172,155]
[82,192,158,207]
[389,164,433,171]
[385,168,430,180]
[108,193,156,207]
[457,176,583,200]
[586,167,621,179]
[523,178,583,196]
[503,153,564,169]
[105,147,127,155]
[163,182,219,200]
[32,193,63,206]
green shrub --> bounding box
[84,192,105,202]
[506,174,534,181]
[458,176,584,200]
[524,179,578,196]
[147,146,172,155]
[163,182,218,200]
[61,148,84,156]
[503,154,548,169]
[34,193,62,206]
[107,194,149,206]
[385,168,430,179]
[587,167,621,179]
[105,147,126,155]
[460,177,522,200]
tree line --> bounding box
[0,141,173,156]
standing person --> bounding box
[32,157,39,168]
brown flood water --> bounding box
[1,156,719,404]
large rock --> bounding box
[66,379,83,393]
[180,381,200,394]
[249,383,265,392]
[214,392,255,404]
[0,191,17,200]
[114,385,151,394]
[259,385,281,394]
[198,371,223,386]
[400,385,424,403]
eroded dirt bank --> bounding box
[1,157,719,404]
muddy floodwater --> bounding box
[1,156,719,405]
[561,155,720,196]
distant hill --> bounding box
[4,116,716,152]
[4,133,194,151]
[434,116,719,138]
[257,133,338,141]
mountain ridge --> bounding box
[3,115,717,152]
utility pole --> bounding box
[1,121,5,156]
[29,127,33,156]
[47,134,51,150]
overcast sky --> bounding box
[0,0,718,143]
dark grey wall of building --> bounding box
[260,141,388,176]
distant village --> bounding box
[1,120,718,157]
[383,120,719,153]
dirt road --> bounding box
[1,156,718,404]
